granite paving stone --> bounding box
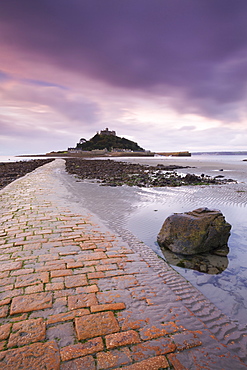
[60,355,96,370]
[0,298,11,307]
[0,262,22,272]
[0,284,14,293]
[0,341,60,370]
[25,283,44,294]
[76,284,99,294]
[0,323,11,341]
[11,268,34,276]
[45,281,65,291]
[10,313,28,322]
[0,305,9,318]
[105,330,141,349]
[0,288,24,301]
[68,292,98,310]
[10,292,53,314]
[114,356,169,370]
[75,311,120,340]
[73,266,95,274]
[7,318,46,348]
[97,348,132,369]
[90,302,126,313]
[60,337,104,361]
[65,274,88,288]
[47,308,90,325]
[15,272,49,288]
[0,159,247,369]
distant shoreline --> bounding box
[17,150,193,158]
[16,150,247,159]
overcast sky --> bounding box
[0,0,247,155]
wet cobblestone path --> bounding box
[0,159,246,369]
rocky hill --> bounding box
[76,133,145,152]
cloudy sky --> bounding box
[0,0,247,155]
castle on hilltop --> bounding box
[67,127,148,154]
[98,128,116,136]
[68,128,117,153]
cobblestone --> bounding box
[0,341,60,370]
[0,323,11,341]
[115,356,169,370]
[97,348,132,369]
[61,355,96,370]
[15,272,49,288]
[0,305,9,318]
[7,318,46,348]
[68,292,98,310]
[0,159,246,369]
[60,338,104,361]
[75,311,120,340]
[105,330,141,349]
[10,292,53,314]
[65,274,88,288]
[0,262,22,272]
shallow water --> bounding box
[0,155,61,162]
[125,186,247,326]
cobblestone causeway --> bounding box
[0,159,246,369]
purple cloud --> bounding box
[1,78,101,123]
[0,0,247,122]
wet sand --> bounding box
[111,155,247,183]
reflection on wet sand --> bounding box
[160,247,229,274]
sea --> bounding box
[0,155,56,162]
[1,152,247,327]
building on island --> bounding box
[99,128,116,136]
[67,128,148,154]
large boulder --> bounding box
[157,208,231,255]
